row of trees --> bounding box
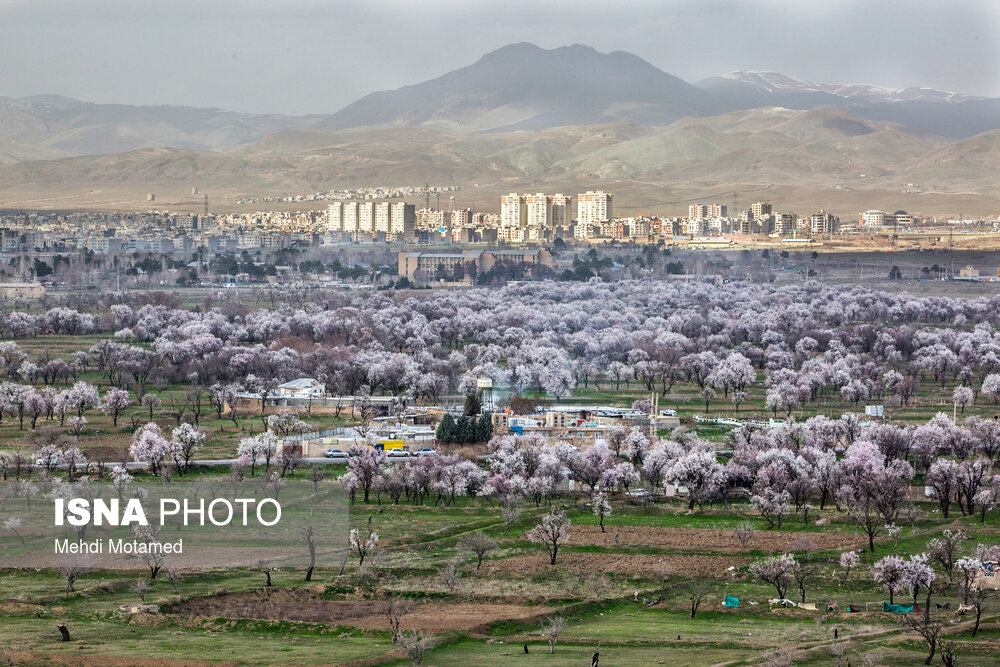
[5,280,1000,413]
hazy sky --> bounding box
[1,0,997,115]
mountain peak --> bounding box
[321,43,718,133]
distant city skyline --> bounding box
[0,0,997,115]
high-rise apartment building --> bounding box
[358,201,375,233]
[811,211,838,234]
[774,212,796,235]
[688,204,708,219]
[551,194,571,227]
[342,201,359,233]
[525,193,553,228]
[374,202,391,235]
[577,190,613,232]
[450,208,472,227]
[500,193,527,229]
[390,202,416,241]
[750,201,772,220]
[326,202,343,231]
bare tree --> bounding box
[130,578,149,602]
[255,560,274,587]
[500,502,522,536]
[302,525,316,581]
[440,561,462,594]
[59,560,91,597]
[858,649,885,667]
[165,569,180,594]
[397,630,431,666]
[792,560,817,603]
[379,597,414,641]
[940,641,957,667]
[278,445,304,478]
[185,386,205,425]
[900,603,944,665]
[460,531,498,570]
[306,465,328,493]
[682,581,710,618]
[732,521,756,548]
[964,585,996,638]
[542,615,566,654]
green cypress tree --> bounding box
[436,413,455,443]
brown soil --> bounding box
[4,653,235,667]
[480,552,746,578]
[571,525,862,553]
[169,589,549,633]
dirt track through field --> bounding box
[571,525,862,553]
[170,589,550,633]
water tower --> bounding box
[476,378,494,413]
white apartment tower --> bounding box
[525,193,553,228]
[390,202,416,241]
[342,201,360,233]
[374,201,392,235]
[326,202,343,231]
[577,190,613,237]
[500,193,527,229]
[358,201,375,233]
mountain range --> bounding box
[0,43,998,215]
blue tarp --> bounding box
[724,595,740,608]
[883,602,913,613]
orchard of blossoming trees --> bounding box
[3,280,1000,407]
[3,280,1000,665]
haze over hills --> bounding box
[1,42,998,164]
[0,43,999,216]
[2,106,998,210]
[0,95,326,159]
[318,43,722,133]
[696,71,1000,139]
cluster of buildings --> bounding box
[858,210,918,229]
[680,202,839,237]
[235,184,458,206]
[397,248,554,283]
[325,201,417,241]
[499,191,612,241]
[0,190,991,273]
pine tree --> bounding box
[436,413,455,443]
[464,393,482,417]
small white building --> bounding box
[273,378,326,399]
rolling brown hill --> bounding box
[0,107,997,217]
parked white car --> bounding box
[386,450,413,459]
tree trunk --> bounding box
[58,624,70,642]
